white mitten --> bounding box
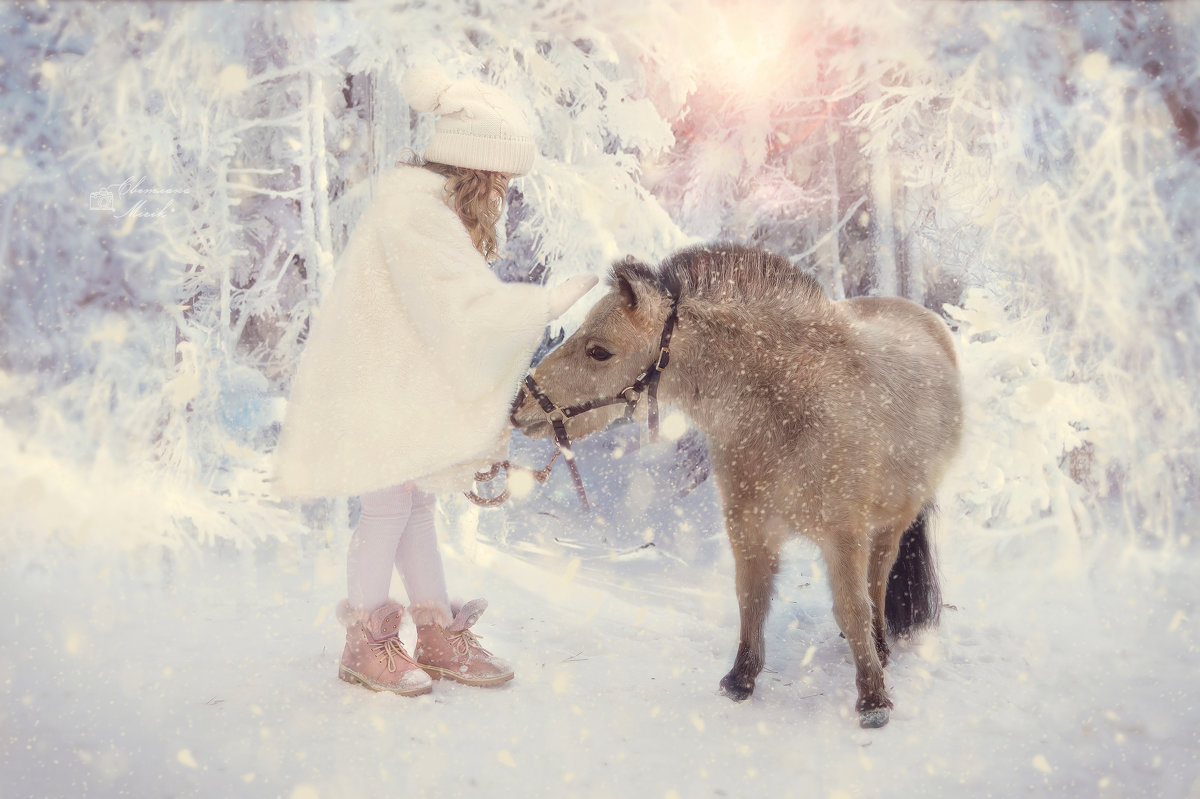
[547,274,599,319]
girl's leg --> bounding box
[346,484,413,612]
[395,489,452,623]
[339,484,432,696]
[400,491,514,686]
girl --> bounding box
[273,65,597,696]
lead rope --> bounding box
[464,452,560,508]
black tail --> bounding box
[884,505,942,636]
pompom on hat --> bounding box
[402,64,536,176]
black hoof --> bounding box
[719,672,755,701]
[859,707,890,728]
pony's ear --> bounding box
[610,256,655,311]
[616,273,639,309]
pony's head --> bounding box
[512,257,675,442]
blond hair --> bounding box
[421,162,510,261]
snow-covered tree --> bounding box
[0,0,1196,557]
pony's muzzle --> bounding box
[509,391,550,438]
[515,417,554,440]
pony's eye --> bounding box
[586,345,613,362]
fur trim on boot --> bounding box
[409,600,453,628]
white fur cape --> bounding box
[272,166,551,499]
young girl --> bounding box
[273,65,596,696]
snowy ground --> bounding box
[3,454,1198,799]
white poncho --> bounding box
[272,166,551,499]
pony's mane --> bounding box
[612,243,827,307]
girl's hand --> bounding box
[548,275,599,319]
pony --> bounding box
[510,243,963,728]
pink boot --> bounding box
[412,598,515,687]
[337,600,432,696]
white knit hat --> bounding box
[402,64,536,176]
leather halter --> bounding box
[465,300,680,511]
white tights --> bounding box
[346,483,451,615]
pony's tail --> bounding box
[885,505,942,637]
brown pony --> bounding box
[511,243,962,728]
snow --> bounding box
[5,489,1198,798]
[6,424,1200,796]
[3,1,1200,797]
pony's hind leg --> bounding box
[822,531,892,728]
[718,504,782,702]
[867,532,901,667]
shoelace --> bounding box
[446,628,494,661]
[371,637,418,673]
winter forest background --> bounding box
[2,2,1198,798]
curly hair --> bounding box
[420,161,511,261]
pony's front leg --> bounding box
[823,535,892,728]
[719,508,781,701]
